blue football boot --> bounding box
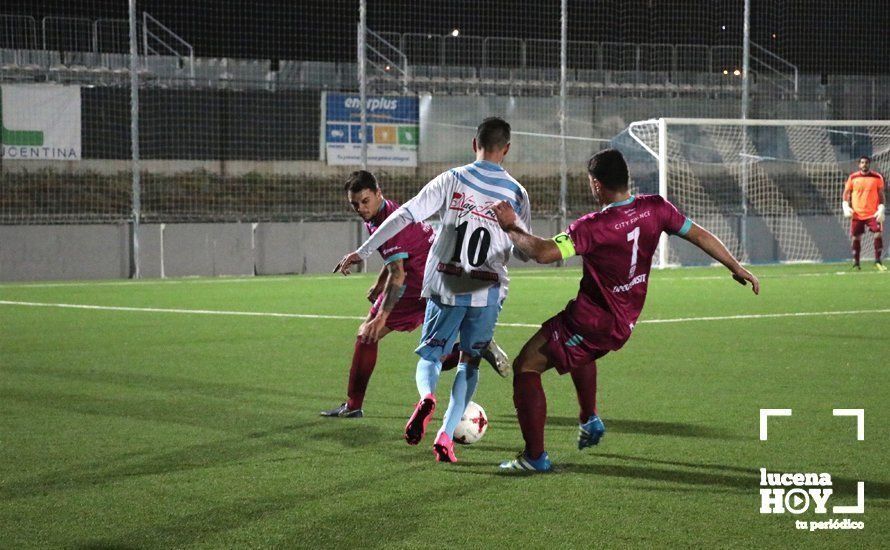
[499,451,552,473]
[578,414,605,450]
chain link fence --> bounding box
[1,0,887,231]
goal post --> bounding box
[620,118,890,268]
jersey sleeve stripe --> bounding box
[452,170,522,213]
[465,166,524,196]
[460,167,523,205]
[383,252,409,264]
[676,218,693,236]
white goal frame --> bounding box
[627,118,890,268]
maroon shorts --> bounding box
[851,217,882,237]
[370,295,426,332]
[541,310,612,375]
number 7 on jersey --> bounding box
[627,226,640,278]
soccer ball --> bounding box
[453,401,488,445]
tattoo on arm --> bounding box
[505,227,563,264]
[376,264,388,286]
[508,227,538,259]
[380,260,407,313]
[382,283,406,312]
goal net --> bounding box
[616,119,890,267]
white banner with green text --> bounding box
[1,84,81,161]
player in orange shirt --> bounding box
[842,156,886,271]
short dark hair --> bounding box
[587,149,629,191]
[859,155,871,162]
[344,170,379,193]
[475,117,511,150]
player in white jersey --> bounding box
[335,117,531,463]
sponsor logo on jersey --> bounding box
[613,210,651,230]
[612,273,647,293]
[448,192,496,222]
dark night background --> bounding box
[13,1,890,73]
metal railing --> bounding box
[41,16,92,52]
[751,41,798,93]
[373,30,799,81]
[142,12,194,79]
[0,13,192,76]
[0,14,38,49]
[366,28,408,93]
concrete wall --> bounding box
[0,215,860,281]
[0,224,130,281]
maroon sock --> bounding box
[346,338,378,410]
[875,235,883,262]
[513,371,547,459]
[853,239,861,264]
[441,342,461,372]
[571,362,598,423]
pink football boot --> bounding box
[404,394,436,445]
[433,431,457,463]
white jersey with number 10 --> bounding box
[403,160,531,307]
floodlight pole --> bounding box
[740,0,751,261]
[558,0,568,236]
[128,0,141,278]
[358,0,368,170]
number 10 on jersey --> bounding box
[451,221,491,267]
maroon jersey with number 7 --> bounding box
[560,194,691,349]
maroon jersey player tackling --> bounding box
[493,149,760,472]
[322,171,508,418]
[320,170,435,418]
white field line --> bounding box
[515,270,889,282]
[1,300,888,328]
[0,267,884,289]
[0,301,366,321]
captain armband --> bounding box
[552,232,577,259]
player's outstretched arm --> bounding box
[334,208,416,275]
[492,201,562,264]
[681,223,760,294]
[334,175,448,275]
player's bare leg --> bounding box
[500,329,554,472]
[320,319,393,418]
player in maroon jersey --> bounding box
[492,149,759,472]
[322,171,508,418]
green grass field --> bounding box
[1,263,888,548]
